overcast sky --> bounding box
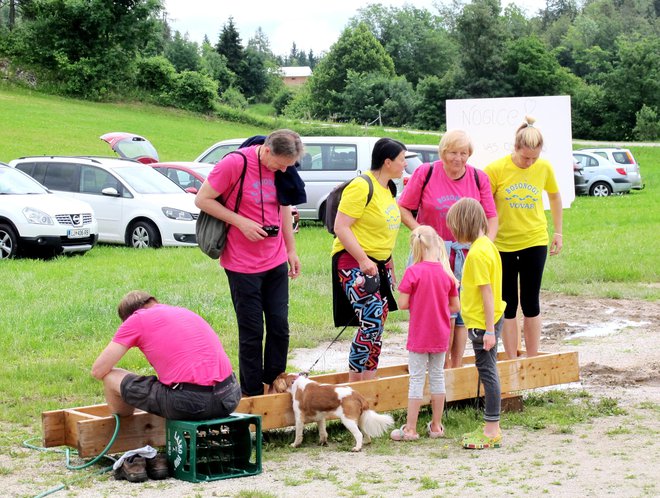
[164,0,548,57]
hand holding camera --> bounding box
[262,225,280,237]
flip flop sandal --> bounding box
[427,421,445,439]
[462,430,502,449]
[390,425,420,441]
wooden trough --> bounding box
[42,350,578,457]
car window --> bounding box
[80,165,125,195]
[591,151,607,160]
[199,144,240,165]
[611,152,631,164]
[574,154,598,168]
[168,169,201,190]
[43,162,79,192]
[113,165,185,194]
[302,144,357,171]
[0,167,48,194]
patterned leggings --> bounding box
[339,267,391,373]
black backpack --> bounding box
[324,174,397,235]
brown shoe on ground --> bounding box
[146,453,169,480]
[115,456,148,483]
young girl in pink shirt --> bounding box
[391,225,460,441]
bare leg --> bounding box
[484,420,501,438]
[349,370,377,382]
[450,325,467,368]
[523,315,542,357]
[405,398,423,436]
[102,368,135,417]
[430,393,445,434]
[502,318,519,359]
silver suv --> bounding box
[578,148,644,190]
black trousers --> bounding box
[226,262,290,396]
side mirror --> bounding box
[101,187,120,197]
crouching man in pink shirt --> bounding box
[92,290,240,420]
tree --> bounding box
[308,23,395,118]
[342,71,415,126]
[216,17,243,76]
[164,31,200,72]
[238,46,268,99]
[453,0,510,97]
[247,27,271,56]
[200,40,235,94]
[600,35,660,139]
[504,36,565,96]
[12,0,164,97]
[352,4,457,86]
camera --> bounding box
[262,225,280,237]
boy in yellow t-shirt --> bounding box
[447,198,506,449]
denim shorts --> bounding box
[451,311,465,327]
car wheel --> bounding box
[128,221,161,249]
[590,182,612,197]
[0,223,18,259]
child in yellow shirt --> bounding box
[446,198,506,449]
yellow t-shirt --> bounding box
[484,155,559,252]
[460,236,506,330]
[331,172,401,261]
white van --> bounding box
[195,137,421,220]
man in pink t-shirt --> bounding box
[91,291,240,421]
[195,130,303,397]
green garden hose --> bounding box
[23,413,120,498]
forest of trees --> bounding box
[0,0,658,140]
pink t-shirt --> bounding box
[206,145,288,273]
[112,304,233,386]
[398,162,497,243]
[398,261,458,353]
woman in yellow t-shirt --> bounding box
[332,138,406,382]
[484,116,563,359]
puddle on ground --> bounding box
[568,319,650,339]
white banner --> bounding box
[447,96,575,208]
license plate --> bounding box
[68,228,90,239]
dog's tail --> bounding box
[359,410,394,438]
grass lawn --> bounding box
[0,84,658,427]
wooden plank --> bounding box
[43,351,579,455]
[42,410,66,448]
[76,410,165,458]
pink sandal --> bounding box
[427,422,445,439]
[390,426,420,441]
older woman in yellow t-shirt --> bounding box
[332,138,406,382]
[484,116,563,358]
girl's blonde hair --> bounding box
[446,198,488,244]
[410,225,456,281]
[514,115,544,150]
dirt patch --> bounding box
[3,292,659,497]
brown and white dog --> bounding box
[272,372,394,452]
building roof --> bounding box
[280,66,312,78]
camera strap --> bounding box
[257,148,280,227]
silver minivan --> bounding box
[195,137,420,220]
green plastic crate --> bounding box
[166,413,262,482]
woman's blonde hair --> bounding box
[446,198,488,244]
[439,129,473,157]
[514,115,544,150]
[117,290,157,322]
[410,225,455,281]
